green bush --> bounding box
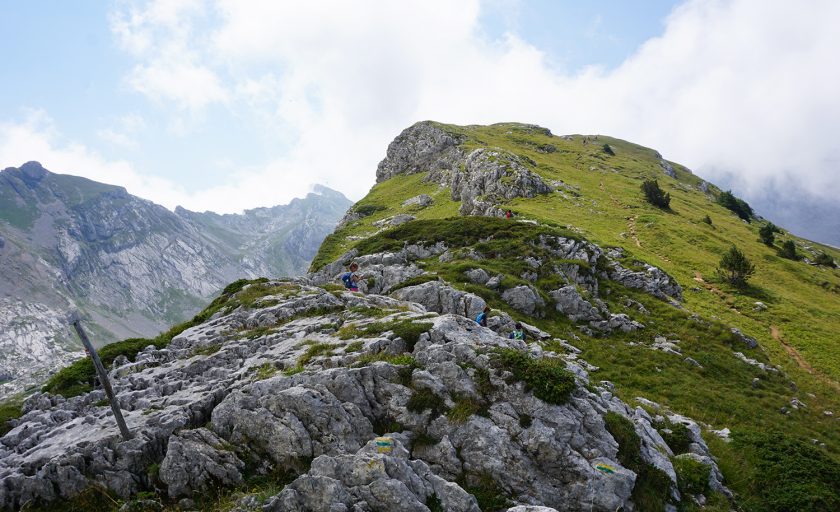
[759,223,777,246]
[674,456,711,496]
[464,473,511,511]
[493,349,576,405]
[406,388,447,418]
[641,180,671,209]
[447,396,486,424]
[717,245,755,287]
[779,240,798,260]
[717,190,753,222]
[814,252,836,268]
[657,421,692,455]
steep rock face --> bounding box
[0,163,351,398]
[374,122,553,217]
[376,122,465,183]
[0,280,727,511]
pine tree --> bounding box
[779,240,798,260]
[717,245,755,286]
[641,180,671,209]
[759,223,776,246]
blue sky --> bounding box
[1,1,838,214]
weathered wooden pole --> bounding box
[71,320,133,441]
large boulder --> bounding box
[501,285,545,317]
[264,438,479,512]
[391,281,486,320]
[549,286,603,322]
[159,428,244,499]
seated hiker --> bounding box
[349,273,362,292]
[475,306,491,327]
[508,323,527,341]
[341,263,359,290]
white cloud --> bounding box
[82,0,840,213]
[97,113,147,149]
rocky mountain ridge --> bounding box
[0,271,730,511]
[0,163,351,397]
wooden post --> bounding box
[71,320,133,441]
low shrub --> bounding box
[674,456,711,497]
[717,245,755,287]
[778,240,798,260]
[814,252,836,268]
[493,349,576,405]
[406,388,447,418]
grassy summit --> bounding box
[313,121,840,511]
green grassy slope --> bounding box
[312,122,840,511]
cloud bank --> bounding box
[5,0,840,218]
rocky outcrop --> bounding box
[375,123,553,217]
[606,262,683,301]
[549,286,602,322]
[402,194,433,208]
[451,149,553,216]
[265,438,480,511]
[0,280,725,511]
[376,122,465,183]
[501,285,545,317]
[159,428,244,499]
[391,281,486,319]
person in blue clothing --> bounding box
[341,262,361,292]
[508,323,527,341]
[475,306,491,327]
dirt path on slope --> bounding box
[627,216,642,248]
[693,272,739,313]
[771,325,840,392]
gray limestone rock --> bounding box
[549,286,602,322]
[372,214,416,227]
[402,194,433,208]
[376,122,465,183]
[0,276,723,511]
[451,149,552,216]
[159,428,244,499]
[501,285,545,317]
[464,268,490,285]
[391,281,486,320]
[730,328,758,349]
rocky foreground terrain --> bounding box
[0,233,730,511]
[0,162,351,397]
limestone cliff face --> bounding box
[0,163,351,397]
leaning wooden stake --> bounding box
[71,320,133,441]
